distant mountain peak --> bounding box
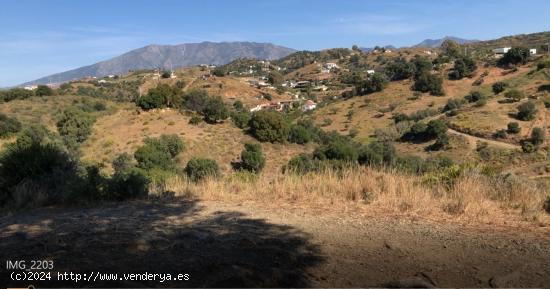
[23,41,296,86]
[413,36,478,48]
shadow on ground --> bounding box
[0,198,324,287]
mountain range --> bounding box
[412,36,478,48]
[23,42,296,86]
[23,36,481,86]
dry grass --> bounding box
[152,167,550,226]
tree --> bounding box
[426,119,448,137]
[248,110,290,143]
[517,101,537,121]
[449,56,477,80]
[441,39,461,58]
[185,158,220,182]
[233,100,244,112]
[413,72,444,96]
[358,73,388,94]
[231,111,251,129]
[202,96,229,123]
[411,55,433,78]
[239,142,266,173]
[507,122,521,134]
[385,58,414,80]
[161,71,171,78]
[35,85,54,96]
[492,82,507,94]
[184,90,209,112]
[56,108,95,150]
[136,84,183,109]
[499,47,530,66]
[268,71,284,86]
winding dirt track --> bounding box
[447,128,521,150]
[1,199,549,288]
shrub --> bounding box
[134,135,184,171]
[185,158,220,182]
[233,100,244,111]
[505,89,524,102]
[189,115,202,125]
[288,125,312,144]
[429,133,450,151]
[161,71,171,78]
[0,142,78,208]
[137,83,183,110]
[358,141,396,167]
[517,101,537,121]
[112,153,134,173]
[507,122,521,134]
[231,111,251,129]
[474,98,487,107]
[426,119,448,137]
[413,72,444,96]
[314,139,359,161]
[492,81,507,94]
[56,108,95,150]
[494,129,508,139]
[449,56,477,80]
[384,58,414,80]
[443,98,466,112]
[248,110,290,143]
[0,113,22,138]
[35,85,54,96]
[499,47,530,66]
[108,166,149,201]
[465,91,485,103]
[521,141,535,153]
[202,95,229,123]
[537,59,550,70]
[184,90,209,112]
[239,143,266,173]
[321,118,333,127]
[530,127,545,146]
[356,73,389,95]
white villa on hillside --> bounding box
[493,47,511,54]
[303,100,317,111]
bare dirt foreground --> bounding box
[1,199,549,288]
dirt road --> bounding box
[1,199,549,288]
[447,128,521,150]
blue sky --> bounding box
[1,0,549,87]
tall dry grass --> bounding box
[151,167,550,225]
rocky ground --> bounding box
[1,198,549,288]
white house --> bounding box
[530,48,537,55]
[493,47,511,54]
[366,69,376,75]
[23,85,37,91]
[324,63,339,70]
[303,100,317,111]
[98,79,107,84]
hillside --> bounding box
[23,42,296,86]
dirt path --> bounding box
[1,199,549,288]
[447,128,521,150]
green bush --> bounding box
[494,129,508,139]
[233,100,244,111]
[530,127,545,146]
[108,167,149,201]
[185,158,220,181]
[429,133,450,151]
[357,73,389,94]
[231,111,251,129]
[384,57,414,80]
[248,110,290,143]
[443,98,466,112]
[239,142,266,173]
[358,141,396,167]
[505,89,524,102]
[449,56,477,80]
[314,139,359,162]
[35,85,54,96]
[499,47,530,66]
[189,115,202,125]
[56,108,95,151]
[184,89,209,112]
[288,125,312,144]
[465,91,485,103]
[134,135,184,171]
[0,113,22,138]
[521,141,535,153]
[0,142,78,208]
[202,95,229,123]
[492,81,507,94]
[413,72,444,96]
[507,122,521,134]
[517,101,537,121]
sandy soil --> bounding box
[1,199,549,288]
